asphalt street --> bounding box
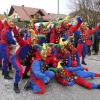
[0,54,100,100]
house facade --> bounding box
[8,5,66,27]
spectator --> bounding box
[93,23,100,55]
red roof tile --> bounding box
[9,5,66,21]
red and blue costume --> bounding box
[28,57,55,94]
[51,66,100,89]
[77,25,96,64]
[64,45,100,79]
[0,20,16,77]
[50,25,60,43]
[51,41,100,89]
[10,27,32,93]
[61,17,82,42]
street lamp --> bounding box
[58,0,59,14]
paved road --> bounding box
[0,55,100,100]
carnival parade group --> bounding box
[0,16,100,94]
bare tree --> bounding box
[69,0,100,27]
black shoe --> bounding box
[24,80,31,91]
[22,74,30,79]
[2,71,4,75]
[9,64,14,73]
[4,74,13,80]
[88,53,91,56]
[14,83,20,93]
[0,64,2,70]
[82,61,87,65]
[45,81,50,85]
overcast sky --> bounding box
[0,0,73,15]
